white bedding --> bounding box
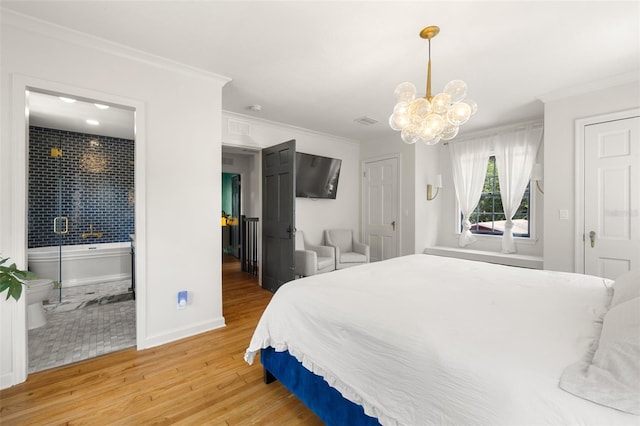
[245,254,638,425]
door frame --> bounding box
[574,108,640,273]
[8,74,146,386]
[361,153,402,260]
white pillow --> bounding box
[560,296,640,415]
[611,269,640,307]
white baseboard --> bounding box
[140,316,227,350]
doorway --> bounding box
[25,89,137,372]
[363,155,400,262]
[221,146,261,282]
[576,109,640,278]
[222,172,241,257]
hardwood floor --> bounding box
[0,256,323,425]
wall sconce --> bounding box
[532,163,544,194]
[427,174,442,201]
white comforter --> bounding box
[245,254,638,425]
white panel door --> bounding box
[363,157,399,262]
[584,116,640,279]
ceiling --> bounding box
[4,1,640,143]
[28,91,135,140]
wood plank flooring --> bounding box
[0,256,323,425]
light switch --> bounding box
[559,209,569,220]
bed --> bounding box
[245,254,639,425]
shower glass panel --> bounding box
[52,138,65,302]
[27,90,136,304]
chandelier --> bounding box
[389,26,477,145]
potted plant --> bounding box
[0,257,36,301]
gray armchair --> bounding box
[324,229,370,270]
[295,230,336,277]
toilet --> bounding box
[26,279,53,330]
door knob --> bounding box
[391,220,396,231]
[589,231,596,248]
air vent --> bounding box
[227,119,251,136]
[354,116,379,126]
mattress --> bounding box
[245,254,637,425]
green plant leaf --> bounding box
[9,283,23,301]
[0,257,33,301]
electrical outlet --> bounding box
[177,291,188,309]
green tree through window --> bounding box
[465,156,530,237]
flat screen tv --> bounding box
[296,152,342,199]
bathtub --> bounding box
[28,242,132,287]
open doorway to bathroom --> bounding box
[25,90,137,373]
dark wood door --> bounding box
[261,140,296,292]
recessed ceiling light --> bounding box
[94,103,110,110]
[59,97,77,103]
[86,119,100,125]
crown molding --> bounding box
[222,110,361,146]
[1,8,231,86]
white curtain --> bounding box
[449,137,493,247]
[494,125,543,253]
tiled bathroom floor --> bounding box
[44,279,133,313]
[28,280,136,373]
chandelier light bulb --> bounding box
[430,93,451,114]
[441,123,460,141]
[447,102,472,126]
[390,26,476,145]
[443,80,468,104]
[409,98,431,119]
[394,82,417,103]
[465,99,478,115]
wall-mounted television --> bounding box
[296,152,342,199]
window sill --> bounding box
[423,246,543,269]
[453,232,538,246]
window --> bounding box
[465,156,531,237]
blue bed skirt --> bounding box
[261,347,381,426]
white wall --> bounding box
[1,11,228,388]
[222,112,360,247]
[360,136,440,256]
[542,80,640,272]
[414,142,441,252]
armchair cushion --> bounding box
[324,229,370,269]
[341,251,368,264]
[295,230,335,277]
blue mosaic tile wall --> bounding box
[28,126,135,248]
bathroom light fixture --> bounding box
[427,174,442,200]
[94,103,110,110]
[86,119,99,125]
[389,26,477,145]
[59,97,77,103]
